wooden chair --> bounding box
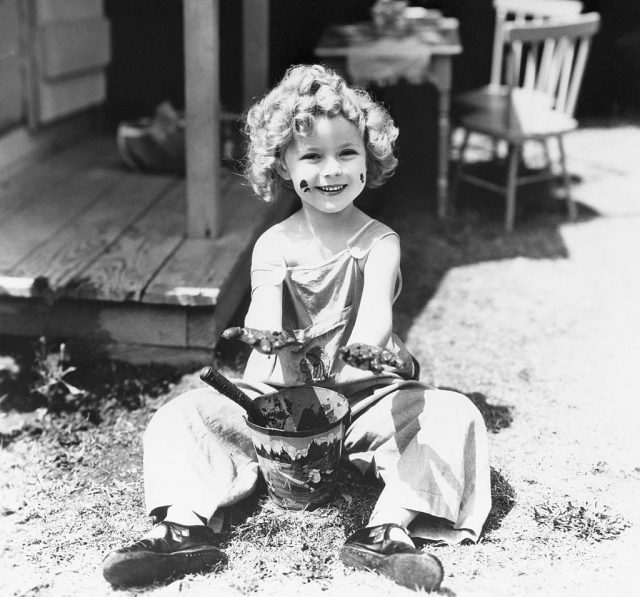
[452,12,600,232]
[455,0,583,111]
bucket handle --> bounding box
[199,366,267,426]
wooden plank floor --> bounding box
[0,135,293,359]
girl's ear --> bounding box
[275,159,291,181]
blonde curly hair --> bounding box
[243,64,399,202]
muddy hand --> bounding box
[339,343,408,374]
[222,326,299,355]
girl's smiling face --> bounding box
[280,116,367,214]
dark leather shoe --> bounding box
[339,523,444,592]
[102,521,224,586]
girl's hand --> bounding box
[222,326,299,355]
[339,343,409,375]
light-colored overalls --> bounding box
[144,220,491,543]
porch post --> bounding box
[184,0,220,238]
[242,0,270,107]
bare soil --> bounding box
[1,120,639,597]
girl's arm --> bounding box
[244,230,284,331]
[336,234,401,381]
[225,228,306,357]
[236,230,289,381]
[244,284,283,331]
[231,229,303,358]
[347,234,400,347]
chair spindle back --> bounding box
[491,0,583,90]
[504,12,600,117]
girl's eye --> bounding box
[301,153,320,160]
[340,148,359,156]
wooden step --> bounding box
[0,130,297,361]
[71,181,187,302]
[5,173,177,299]
[0,137,113,225]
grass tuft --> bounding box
[533,499,631,542]
[218,466,380,590]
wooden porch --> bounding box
[0,133,292,363]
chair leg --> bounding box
[451,128,471,212]
[557,135,577,221]
[540,139,552,170]
[504,143,521,233]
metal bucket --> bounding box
[245,386,350,510]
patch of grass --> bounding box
[219,466,380,591]
[482,468,516,539]
[31,337,86,409]
[533,499,631,542]
[0,335,193,457]
[0,334,191,423]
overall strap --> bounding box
[346,219,402,300]
[346,219,399,259]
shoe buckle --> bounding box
[170,526,190,542]
[369,526,386,543]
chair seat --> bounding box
[459,89,577,142]
[454,85,510,111]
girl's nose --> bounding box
[322,158,343,177]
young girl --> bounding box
[102,64,491,592]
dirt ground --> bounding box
[1,119,639,597]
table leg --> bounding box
[431,58,453,220]
[437,87,451,219]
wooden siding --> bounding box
[40,18,110,80]
[0,0,22,132]
[28,0,111,125]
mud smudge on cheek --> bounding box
[300,180,311,193]
[360,173,365,183]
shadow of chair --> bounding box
[454,0,583,113]
[452,12,601,232]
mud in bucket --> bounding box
[245,386,350,510]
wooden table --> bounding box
[315,19,462,218]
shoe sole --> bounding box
[340,544,444,592]
[102,545,224,587]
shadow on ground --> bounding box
[483,467,517,538]
[354,81,601,341]
[329,463,516,543]
[371,163,601,339]
[439,388,514,434]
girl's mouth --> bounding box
[316,184,347,194]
